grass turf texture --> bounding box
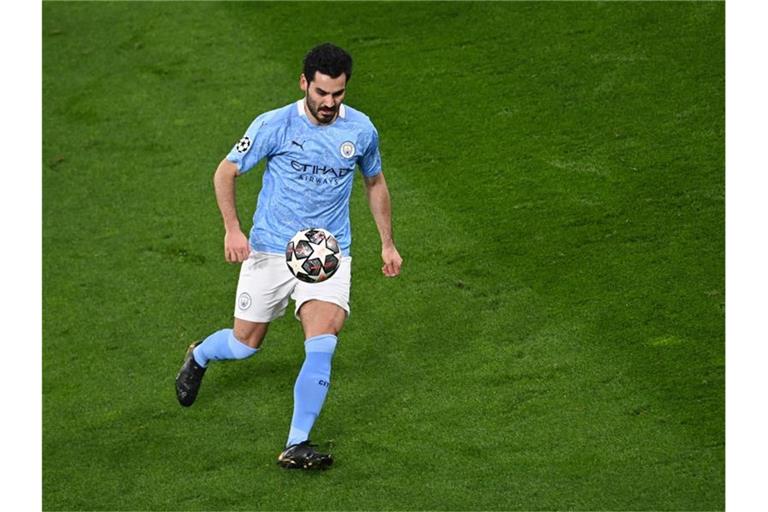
[43,2,724,510]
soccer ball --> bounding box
[285,228,341,283]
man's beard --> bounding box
[306,94,337,124]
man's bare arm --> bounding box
[364,172,403,277]
[213,159,250,263]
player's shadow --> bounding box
[198,357,297,403]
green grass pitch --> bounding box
[43,2,724,510]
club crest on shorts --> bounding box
[237,292,252,310]
[340,141,356,159]
[235,136,252,153]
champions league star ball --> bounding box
[285,228,341,283]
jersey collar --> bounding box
[296,98,346,122]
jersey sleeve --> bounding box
[225,113,281,174]
[358,126,382,177]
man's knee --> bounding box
[233,319,269,348]
[299,301,346,338]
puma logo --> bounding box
[291,140,305,150]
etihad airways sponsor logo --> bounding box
[290,160,354,178]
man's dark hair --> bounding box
[303,43,353,83]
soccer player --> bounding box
[175,43,402,470]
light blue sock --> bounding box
[286,334,338,447]
[192,328,259,368]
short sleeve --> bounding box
[225,113,280,174]
[358,126,382,177]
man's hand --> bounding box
[225,230,250,263]
[381,243,402,277]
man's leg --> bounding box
[192,319,268,366]
[176,251,294,407]
[175,320,268,407]
[278,300,345,469]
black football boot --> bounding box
[175,341,206,407]
[277,441,333,470]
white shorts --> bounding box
[233,251,351,323]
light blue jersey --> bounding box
[226,99,382,256]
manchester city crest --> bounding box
[237,292,252,310]
[340,141,356,159]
